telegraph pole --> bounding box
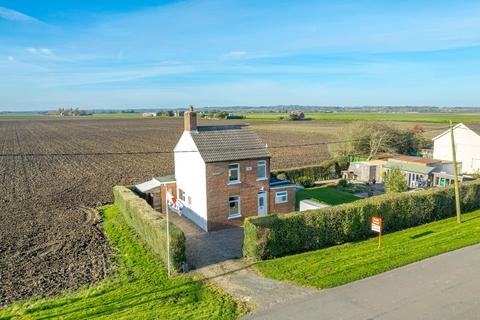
[165,193,171,277]
[450,120,461,223]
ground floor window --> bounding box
[228,196,241,218]
[178,189,185,201]
[275,191,288,204]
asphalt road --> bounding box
[245,244,480,320]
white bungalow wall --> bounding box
[433,124,480,174]
[174,131,208,231]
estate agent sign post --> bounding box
[371,216,382,249]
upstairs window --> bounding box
[228,164,240,184]
[228,196,241,218]
[275,191,288,204]
[257,160,267,180]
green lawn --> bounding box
[254,210,480,289]
[0,206,241,320]
[296,185,360,207]
[240,112,480,123]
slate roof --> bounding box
[270,177,296,188]
[190,125,270,163]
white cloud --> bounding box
[40,48,52,55]
[224,51,247,59]
[27,47,53,56]
[27,47,38,55]
[7,56,14,61]
[0,7,39,23]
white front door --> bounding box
[258,192,267,216]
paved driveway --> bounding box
[244,244,480,319]
[168,213,244,269]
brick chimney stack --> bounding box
[184,105,197,131]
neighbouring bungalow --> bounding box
[432,123,480,174]
[382,155,463,189]
[136,106,296,231]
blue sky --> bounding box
[1,0,480,111]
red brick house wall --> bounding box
[206,158,270,231]
[269,187,296,214]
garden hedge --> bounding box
[113,186,186,272]
[271,159,345,184]
[243,180,480,260]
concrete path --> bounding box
[169,213,316,310]
[195,258,316,310]
[244,244,480,319]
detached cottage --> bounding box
[137,107,296,231]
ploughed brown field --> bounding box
[0,117,447,305]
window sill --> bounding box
[228,181,241,185]
[275,200,288,204]
[256,177,267,181]
[228,214,242,219]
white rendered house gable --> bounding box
[174,131,209,230]
[433,123,480,174]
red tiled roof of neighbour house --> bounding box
[190,125,271,163]
[390,155,442,166]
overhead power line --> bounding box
[0,125,452,158]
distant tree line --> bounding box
[156,110,245,119]
[56,107,91,116]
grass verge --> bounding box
[0,205,241,319]
[296,185,360,207]
[254,210,480,289]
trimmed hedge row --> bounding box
[243,180,480,260]
[113,186,186,272]
[271,159,346,184]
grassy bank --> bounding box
[241,112,480,123]
[296,185,360,206]
[254,210,480,289]
[0,206,241,319]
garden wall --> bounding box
[113,186,186,272]
[243,180,480,260]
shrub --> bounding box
[113,186,186,272]
[296,176,315,187]
[384,167,409,193]
[337,179,348,188]
[243,180,480,260]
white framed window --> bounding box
[257,160,267,180]
[228,163,240,184]
[228,196,241,218]
[275,191,288,204]
[178,189,185,201]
